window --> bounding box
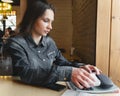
[0,15,16,31]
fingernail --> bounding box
[79,86,84,89]
[86,84,91,88]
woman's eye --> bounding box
[43,19,49,22]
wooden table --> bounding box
[0,76,119,96]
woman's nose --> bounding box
[48,23,52,30]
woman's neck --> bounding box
[31,33,42,45]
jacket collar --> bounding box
[27,35,47,47]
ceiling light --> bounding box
[1,0,13,3]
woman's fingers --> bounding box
[91,66,101,74]
[71,65,102,89]
[82,64,102,75]
[71,68,95,89]
[74,80,84,89]
[79,69,95,87]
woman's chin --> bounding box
[43,34,47,36]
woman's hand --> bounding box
[81,64,102,75]
[71,65,101,89]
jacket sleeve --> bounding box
[48,37,85,68]
[50,49,85,82]
[54,49,85,67]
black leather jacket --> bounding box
[5,35,83,86]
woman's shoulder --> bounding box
[8,35,26,45]
[4,35,27,51]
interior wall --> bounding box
[72,0,97,64]
[48,0,73,58]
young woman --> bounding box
[6,0,101,89]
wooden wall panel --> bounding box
[96,0,112,75]
[72,0,97,64]
[109,0,120,86]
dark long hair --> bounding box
[16,0,55,35]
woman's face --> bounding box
[32,9,54,36]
